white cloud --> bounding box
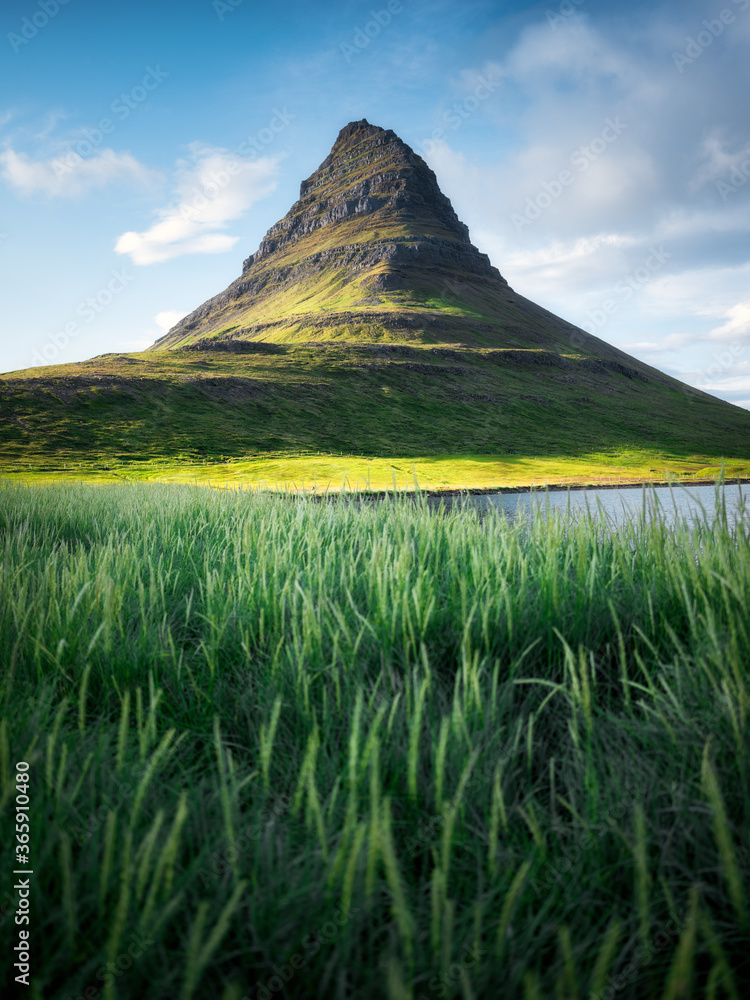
[114,143,280,265]
[155,310,188,333]
[706,301,750,344]
[423,13,750,274]
[115,310,190,354]
[499,232,638,276]
[0,147,158,198]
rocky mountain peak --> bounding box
[156,119,516,349]
[242,119,472,271]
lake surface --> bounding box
[427,483,749,529]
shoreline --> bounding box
[308,478,750,501]
[2,474,748,498]
[421,478,750,498]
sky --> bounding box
[1,0,749,410]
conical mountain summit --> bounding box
[152,120,640,369]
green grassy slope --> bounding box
[2,344,749,473]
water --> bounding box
[429,483,749,529]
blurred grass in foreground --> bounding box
[0,481,748,999]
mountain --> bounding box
[1,119,749,476]
[152,119,661,372]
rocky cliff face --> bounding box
[243,120,476,266]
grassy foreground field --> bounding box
[1,482,749,999]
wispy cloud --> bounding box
[412,8,750,388]
[0,147,158,198]
[693,374,750,393]
[114,143,280,265]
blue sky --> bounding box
[2,0,749,409]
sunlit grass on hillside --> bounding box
[1,481,749,998]
[2,451,749,490]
